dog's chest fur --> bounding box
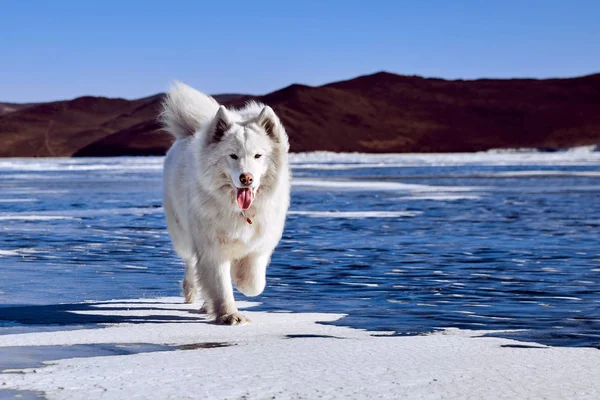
[213,209,264,259]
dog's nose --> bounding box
[239,173,253,186]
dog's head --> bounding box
[204,105,287,211]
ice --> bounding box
[0,199,38,203]
[398,194,482,201]
[489,170,600,177]
[0,216,74,221]
[0,207,163,221]
[289,148,600,167]
[292,178,478,192]
[288,211,421,218]
[0,298,598,399]
[1,152,599,398]
[123,265,148,270]
[1,148,598,177]
[0,158,163,172]
[487,145,599,154]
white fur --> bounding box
[161,82,290,325]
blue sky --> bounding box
[1,0,599,102]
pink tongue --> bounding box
[236,188,253,210]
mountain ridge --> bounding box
[1,71,599,157]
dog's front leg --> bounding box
[233,252,271,297]
[198,255,250,325]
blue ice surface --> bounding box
[0,153,599,348]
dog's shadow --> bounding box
[0,300,208,328]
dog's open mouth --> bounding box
[236,188,254,210]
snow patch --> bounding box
[0,298,598,400]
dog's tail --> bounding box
[159,81,220,139]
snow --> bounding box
[289,148,600,166]
[1,298,598,400]
[0,158,162,172]
[1,148,598,175]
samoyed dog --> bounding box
[160,82,290,325]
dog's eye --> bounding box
[229,154,238,160]
[254,154,262,159]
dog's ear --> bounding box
[257,106,281,142]
[210,106,232,143]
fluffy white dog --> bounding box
[160,82,290,324]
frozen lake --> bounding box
[1,150,599,348]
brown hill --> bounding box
[0,96,160,157]
[0,102,36,115]
[1,72,600,157]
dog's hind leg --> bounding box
[165,204,199,304]
[233,252,270,297]
[182,256,199,304]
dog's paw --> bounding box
[216,312,251,325]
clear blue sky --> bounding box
[1,0,599,102]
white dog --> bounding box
[160,82,290,324]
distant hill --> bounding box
[1,72,599,157]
